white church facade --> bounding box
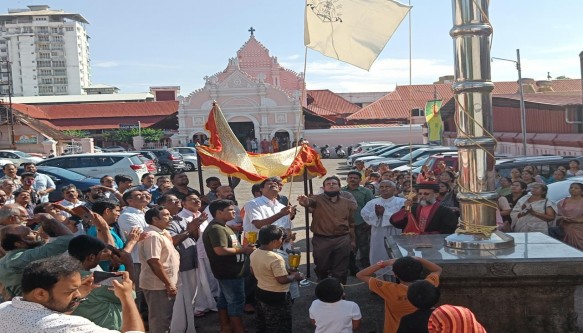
[174,32,305,148]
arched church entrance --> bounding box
[274,130,291,151]
[192,132,208,145]
[228,121,255,148]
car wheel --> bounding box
[183,162,195,171]
[160,164,171,175]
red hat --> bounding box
[428,305,486,333]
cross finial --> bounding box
[248,27,255,36]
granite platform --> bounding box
[386,233,583,333]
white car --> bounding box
[173,147,199,172]
[36,153,148,184]
[547,176,583,203]
[0,150,44,165]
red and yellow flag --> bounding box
[196,103,327,183]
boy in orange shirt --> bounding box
[356,256,441,333]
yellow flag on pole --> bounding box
[304,0,411,71]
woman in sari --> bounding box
[558,183,583,249]
[511,183,556,234]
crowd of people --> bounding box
[0,156,582,332]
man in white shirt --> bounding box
[243,177,294,241]
[23,163,55,204]
[361,181,406,270]
[0,255,144,333]
[117,189,149,324]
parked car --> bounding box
[366,146,457,169]
[36,153,148,184]
[173,147,199,171]
[137,155,159,174]
[138,149,186,175]
[350,141,395,155]
[354,145,427,165]
[495,156,583,180]
[101,146,127,152]
[0,150,44,165]
[0,166,101,202]
[547,176,583,203]
[346,144,400,166]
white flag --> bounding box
[304,0,411,71]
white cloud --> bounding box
[285,54,302,60]
[93,61,120,68]
[302,58,453,92]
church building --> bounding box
[175,29,305,148]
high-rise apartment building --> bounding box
[0,5,90,97]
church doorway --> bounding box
[228,121,255,147]
[274,130,291,151]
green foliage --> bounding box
[103,128,164,143]
[555,75,571,80]
[62,130,89,138]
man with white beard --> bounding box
[361,181,405,266]
[390,183,458,235]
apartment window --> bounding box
[53,69,66,75]
[0,48,6,53]
[54,77,67,84]
[39,86,53,94]
[37,60,51,67]
[40,69,51,76]
[55,86,67,93]
[39,52,50,59]
[52,60,65,67]
[37,26,49,33]
[38,44,49,50]
[52,36,63,42]
[40,78,53,84]
[51,27,59,33]
[37,35,49,42]
[52,43,63,50]
[51,52,59,57]
[34,17,48,21]
[0,41,5,45]
[66,27,74,32]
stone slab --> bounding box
[386,233,583,333]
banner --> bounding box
[304,0,411,70]
[425,100,443,144]
[196,103,327,183]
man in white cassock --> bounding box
[361,181,406,267]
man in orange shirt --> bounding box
[356,256,441,333]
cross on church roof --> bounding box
[248,26,255,36]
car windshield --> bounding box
[412,157,428,166]
[40,167,87,181]
[14,151,32,158]
[398,149,427,161]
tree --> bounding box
[103,128,164,143]
[62,130,89,138]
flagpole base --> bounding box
[444,230,514,250]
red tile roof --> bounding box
[38,100,178,119]
[330,123,405,129]
[347,79,582,121]
[495,93,583,107]
[4,101,178,131]
[305,90,361,118]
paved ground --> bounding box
[187,158,386,332]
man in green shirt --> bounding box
[203,199,255,333]
[68,235,133,331]
[0,213,73,299]
[342,171,374,272]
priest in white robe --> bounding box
[361,180,406,268]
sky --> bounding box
[3,0,583,95]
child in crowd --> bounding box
[397,280,441,333]
[428,305,486,333]
[309,278,362,333]
[356,256,441,333]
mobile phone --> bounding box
[106,244,122,256]
[93,271,122,286]
[71,206,93,223]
